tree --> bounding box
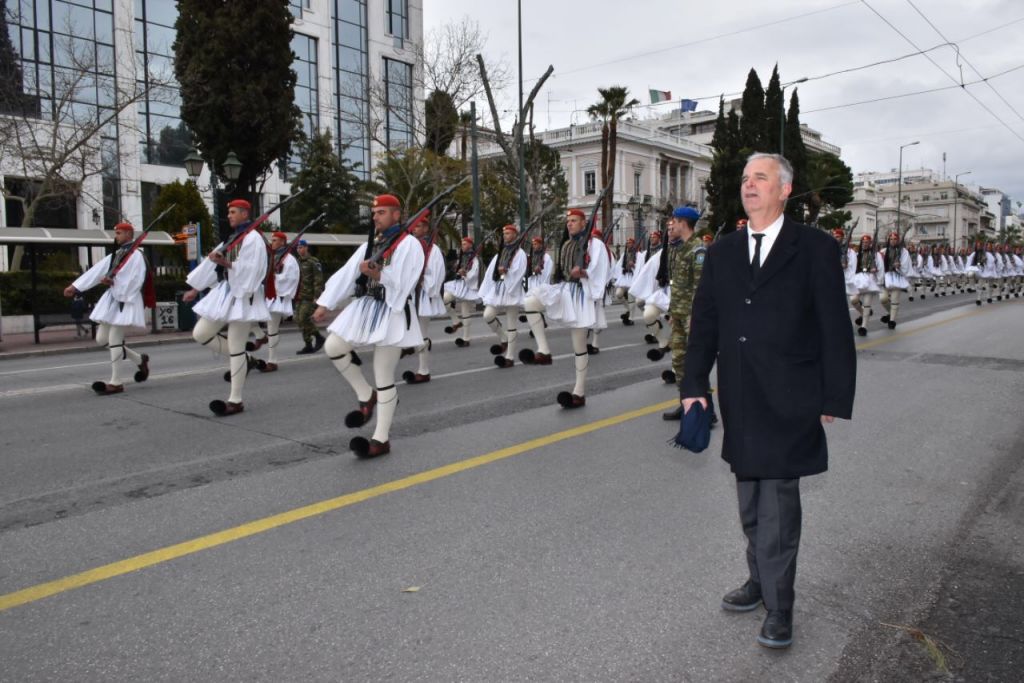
[738,69,765,153]
[494,140,568,245]
[762,66,783,153]
[421,17,510,111]
[174,1,300,201]
[705,98,746,234]
[587,86,639,229]
[783,89,809,222]
[151,180,212,267]
[282,130,362,235]
[424,90,459,155]
[476,54,557,226]
[799,151,854,225]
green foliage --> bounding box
[282,130,362,234]
[152,180,213,265]
[783,89,810,222]
[817,210,852,231]
[739,69,765,153]
[425,90,459,155]
[705,98,746,234]
[0,270,197,315]
[800,151,854,225]
[762,66,783,154]
[174,1,300,199]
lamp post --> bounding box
[896,141,920,241]
[626,194,651,247]
[779,77,808,155]
[953,170,972,246]
[184,148,242,241]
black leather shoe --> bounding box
[757,610,793,649]
[662,405,683,421]
[721,580,762,612]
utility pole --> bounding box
[470,101,481,246]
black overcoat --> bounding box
[680,218,857,479]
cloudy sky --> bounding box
[425,0,1024,205]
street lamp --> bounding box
[184,148,242,237]
[897,141,920,240]
[626,194,652,246]
[780,77,808,155]
[953,170,972,246]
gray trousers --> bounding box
[737,478,802,610]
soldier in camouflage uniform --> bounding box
[294,240,326,354]
[661,208,714,422]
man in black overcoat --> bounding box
[680,153,857,649]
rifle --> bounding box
[105,202,178,278]
[840,217,859,269]
[572,184,614,273]
[355,177,469,295]
[208,190,307,258]
[275,211,326,268]
[655,219,671,288]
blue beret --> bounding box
[672,206,701,223]
[297,239,308,246]
[672,401,711,453]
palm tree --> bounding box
[587,86,639,228]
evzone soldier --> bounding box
[879,231,912,330]
[1010,246,1024,297]
[966,241,989,305]
[525,235,553,292]
[479,224,527,368]
[611,237,643,326]
[628,226,671,355]
[585,227,613,354]
[909,244,925,301]
[519,208,611,408]
[248,231,299,372]
[313,193,424,458]
[836,228,862,321]
[183,199,271,416]
[928,244,947,297]
[442,236,480,347]
[852,234,883,336]
[63,222,152,395]
[294,239,327,354]
[632,229,661,316]
[402,211,446,385]
[953,246,969,293]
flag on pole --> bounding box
[680,99,698,112]
[649,89,672,104]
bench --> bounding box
[34,313,97,339]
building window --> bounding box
[386,0,408,41]
[285,33,319,176]
[584,171,596,195]
[288,0,309,18]
[940,192,948,200]
[634,172,641,197]
[332,0,369,178]
[135,0,189,167]
[383,57,413,150]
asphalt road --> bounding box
[1,293,1021,681]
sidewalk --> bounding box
[0,325,199,360]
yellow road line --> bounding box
[0,399,678,613]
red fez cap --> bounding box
[861,234,872,241]
[591,228,603,237]
[227,199,251,212]
[736,219,748,227]
[461,236,474,245]
[408,210,430,231]
[113,222,134,232]
[649,230,661,239]
[831,228,845,239]
[373,194,401,209]
[567,209,586,219]
[888,231,899,239]
[272,231,287,241]
[502,224,518,235]
[702,234,713,243]
[531,236,544,245]
[626,237,636,244]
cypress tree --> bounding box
[738,68,764,153]
[783,89,809,222]
[174,1,300,203]
[762,66,783,153]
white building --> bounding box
[1,0,424,270]
[980,187,1012,232]
[851,171,996,245]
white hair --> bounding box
[746,153,794,186]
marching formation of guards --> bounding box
[66,193,1022,458]
[837,228,1023,335]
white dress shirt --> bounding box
[747,212,786,265]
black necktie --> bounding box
[751,233,764,279]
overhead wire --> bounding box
[859,0,1024,145]
[904,0,1024,124]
